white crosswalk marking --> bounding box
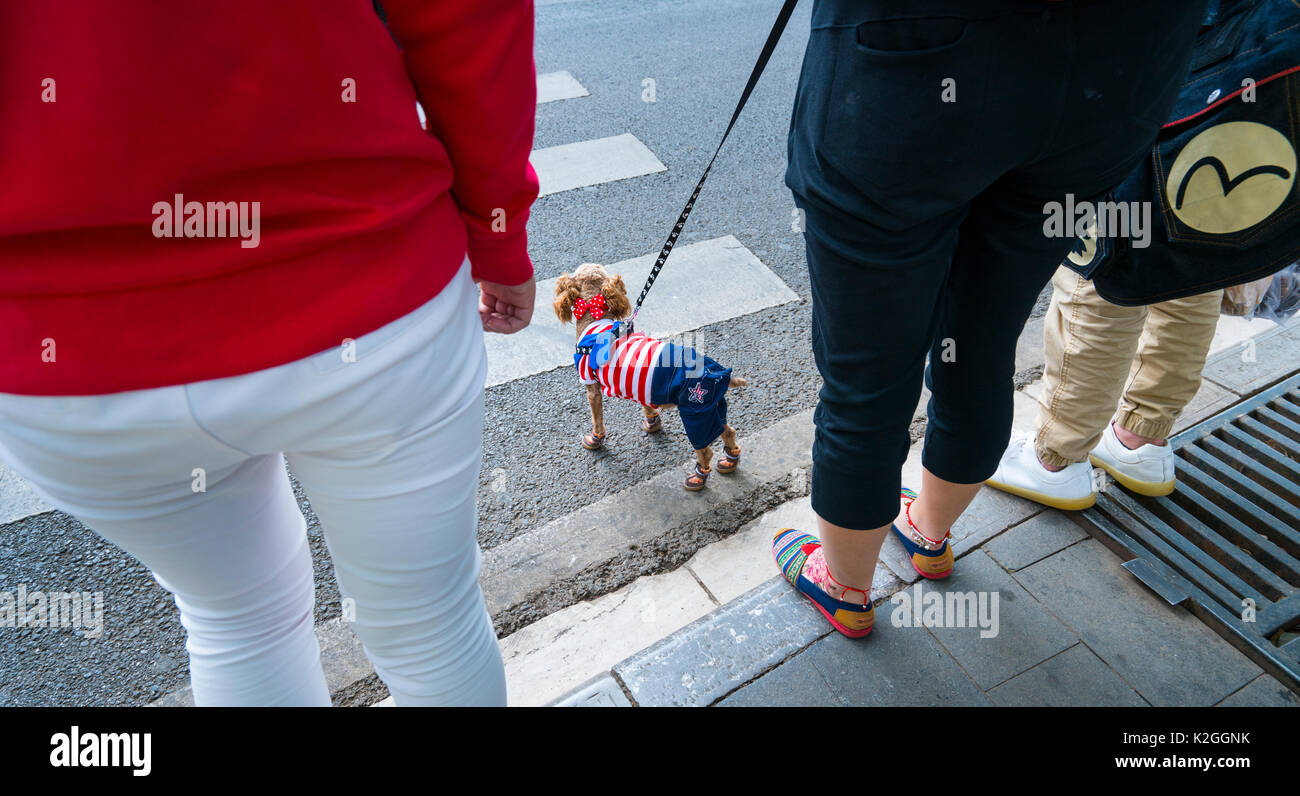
[484,235,798,387]
[530,133,667,197]
[537,71,589,104]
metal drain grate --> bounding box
[1079,373,1300,693]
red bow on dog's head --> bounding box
[573,294,607,321]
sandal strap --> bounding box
[902,490,949,548]
[821,564,870,607]
[685,464,711,488]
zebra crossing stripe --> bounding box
[530,133,666,197]
[537,71,589,104]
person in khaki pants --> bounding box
[987,266,1223,510]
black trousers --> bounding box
[786,0,1207,529]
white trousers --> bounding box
[0,262,506,706]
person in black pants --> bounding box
[773,0,1208,637]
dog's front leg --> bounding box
[586,383,606,439]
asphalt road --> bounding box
[0,0,1051,705]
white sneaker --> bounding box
[1089,422,1176,497]
[986,434,1097,510]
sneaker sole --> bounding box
[1088,455,1176,497]
[984,476,1097,511]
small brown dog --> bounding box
[554,263,747,491]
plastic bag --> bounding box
[1256,263,1300,323]
[1221,274,1274,317]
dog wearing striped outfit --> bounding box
[553,263,747,491]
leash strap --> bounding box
[623,0,800,336]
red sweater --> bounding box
[0,0,539,396]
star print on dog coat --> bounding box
[575,319,733,450]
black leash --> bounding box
[621,0,800,337]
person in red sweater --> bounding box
[0,0,539,706]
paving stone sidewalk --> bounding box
[573,509,1299,708]
[550,315,1300,708]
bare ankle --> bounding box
[806,547,872,603]
[822,572,870,604]
[1114,422,1166,449]
[900,500,947,549]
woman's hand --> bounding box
[477,278,535,334]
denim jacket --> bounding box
[1074,0,1300,305]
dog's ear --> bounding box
[553,274,581,324]
[601,274,632,319]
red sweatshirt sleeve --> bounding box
[382,0,540,286]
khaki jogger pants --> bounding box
[1035,267,1223,467]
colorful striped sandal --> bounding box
[772,528,875,638]
[890,487,953,580]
